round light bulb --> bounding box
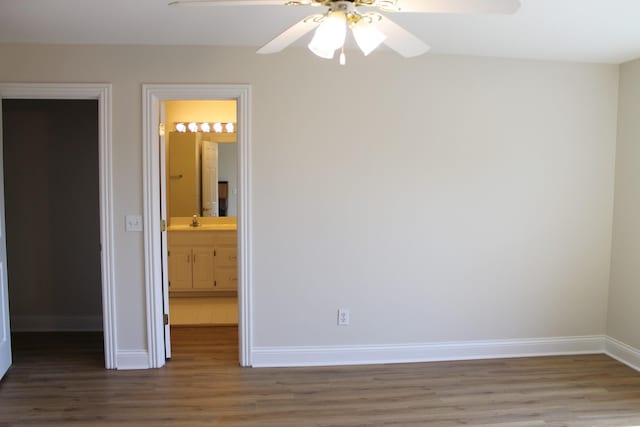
[213,122,223,133]
[200,122,211,132]
[175,123,187,133]
[188,122,198,132]
[225,122,234,133]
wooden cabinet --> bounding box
[168,230,237,295]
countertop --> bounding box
[167,217,237,231]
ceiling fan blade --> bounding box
[393,0,520,14]
[257,15,323,54]
[169,1,284,6]
[376,15,429,58]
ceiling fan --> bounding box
[169,0,521,64]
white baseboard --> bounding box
[252,335,606,368]
[10,315,103,332]
[116,350,151,370]
[605,336,640,372]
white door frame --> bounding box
[0,83,117,369]
[142,84,252,368]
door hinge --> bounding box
[163,313,169,325]
[159,122,165,136]
[161,219,167,232]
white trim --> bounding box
[252,335,606,367]
[0,83,116,369]
[10,316,103,332]
[605,336,640,372]
[142,84,252,368]
[116,350,150,370]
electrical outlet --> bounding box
[125,215,143,232]
[338,308,350,326]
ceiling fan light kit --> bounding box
[352,14,387,56]
[306,2,389,63]
[308,8,348,59]
[169,0,521,65]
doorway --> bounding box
[0,83,116,376]
[3,99,102,334]
[164,100,239,358]
[142,84,252,368]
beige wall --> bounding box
[0,44,620,356]
[608,58,640,349]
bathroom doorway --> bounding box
[141,84,251,368]
[164,100,239,359]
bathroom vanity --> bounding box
[167,218,237,296]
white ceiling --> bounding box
[1,0,639,64]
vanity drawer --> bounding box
[216,247,237,267]
[169,230,236,246]
[215,268,238,290]
[212,231,237,246]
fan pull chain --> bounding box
[339,46,346,65]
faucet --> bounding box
[190,214,201,227]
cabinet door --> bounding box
[192,246,216,290]
[168,247,193,290]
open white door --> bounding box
[201,141,219,217]
[0,99,13,379]
[160,104,171,359]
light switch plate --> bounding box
[125,215,143,232]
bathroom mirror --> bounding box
[164,99,238,222]
[167,131,237,219]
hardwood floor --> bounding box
[2,327,640,426]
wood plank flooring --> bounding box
[1,327,640,426]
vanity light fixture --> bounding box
[173,122,236,134]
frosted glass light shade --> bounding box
[308,11,347,59]
[213,122,223,133]
[352,18,386,56]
